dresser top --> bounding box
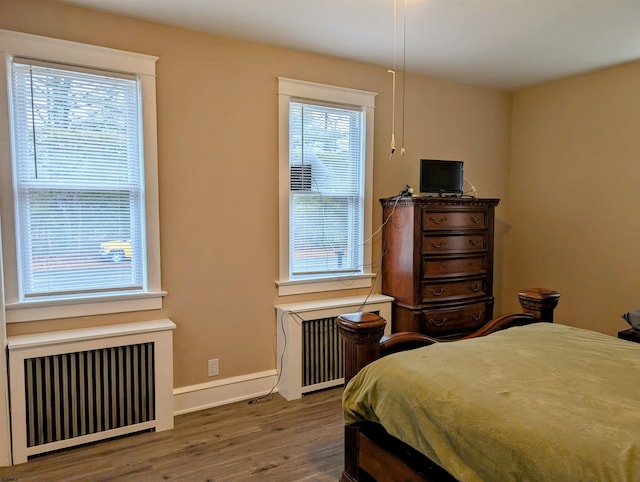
[380,195,500,207]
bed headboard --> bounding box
[337,288,560,385]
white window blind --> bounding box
[288,100,364,277]
[9,59,145,299]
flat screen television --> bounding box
[419,159,464,195]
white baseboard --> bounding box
[172,369,278,416]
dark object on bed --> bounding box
[337,288,560,482]
[619,327,640,343]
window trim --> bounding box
[0,29,165,322]
[276,77,376,296]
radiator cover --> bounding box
[8,319,175,464]
[276,295,392,400]
[24,343,155,448]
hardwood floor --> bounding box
[0,387,344,481]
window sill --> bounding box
[276,274,374,296]
[5,291,167,323]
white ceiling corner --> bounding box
[55,0,640,90]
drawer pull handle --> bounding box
[429,317,447,327]
[428,287,446,296]
[468,283,481,292]
[468,239,481,247]
[430,240,447,248]
[471,312,483,321]
[429,216,448,224]
[470,216,482,224]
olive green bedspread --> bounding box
[343,323,640,481]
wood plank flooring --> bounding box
[0,387,344,481]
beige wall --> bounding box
[0,0,512,388]
[505,61,640,335]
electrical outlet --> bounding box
[207,358,219,377]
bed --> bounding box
[337,288,640,481]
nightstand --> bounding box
[618,328,640,343]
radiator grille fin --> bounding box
[24,342,155,448]
[302,316,343,387]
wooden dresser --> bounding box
[381,196,500,338]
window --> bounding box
[0,30,164,322]
[10,61,143,298]
[277,78,376,296]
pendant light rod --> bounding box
[389,0,407,159]
[389,0,397,159]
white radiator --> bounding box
[275,294,392,400]
[7,319,176,464]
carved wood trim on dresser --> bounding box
[380,196,500,338]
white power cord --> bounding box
[464,177,478,197]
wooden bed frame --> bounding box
[336,288,561,482]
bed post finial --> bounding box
[336,312,386,386]
[518,288,560,322]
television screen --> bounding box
[419,159,464,195]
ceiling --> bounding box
[57,0,640,90]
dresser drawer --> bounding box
[422,255,486,277]
[422,210,487,230]
[422,278,486,303]
[420,303,487,336]
[422,234,485,254]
